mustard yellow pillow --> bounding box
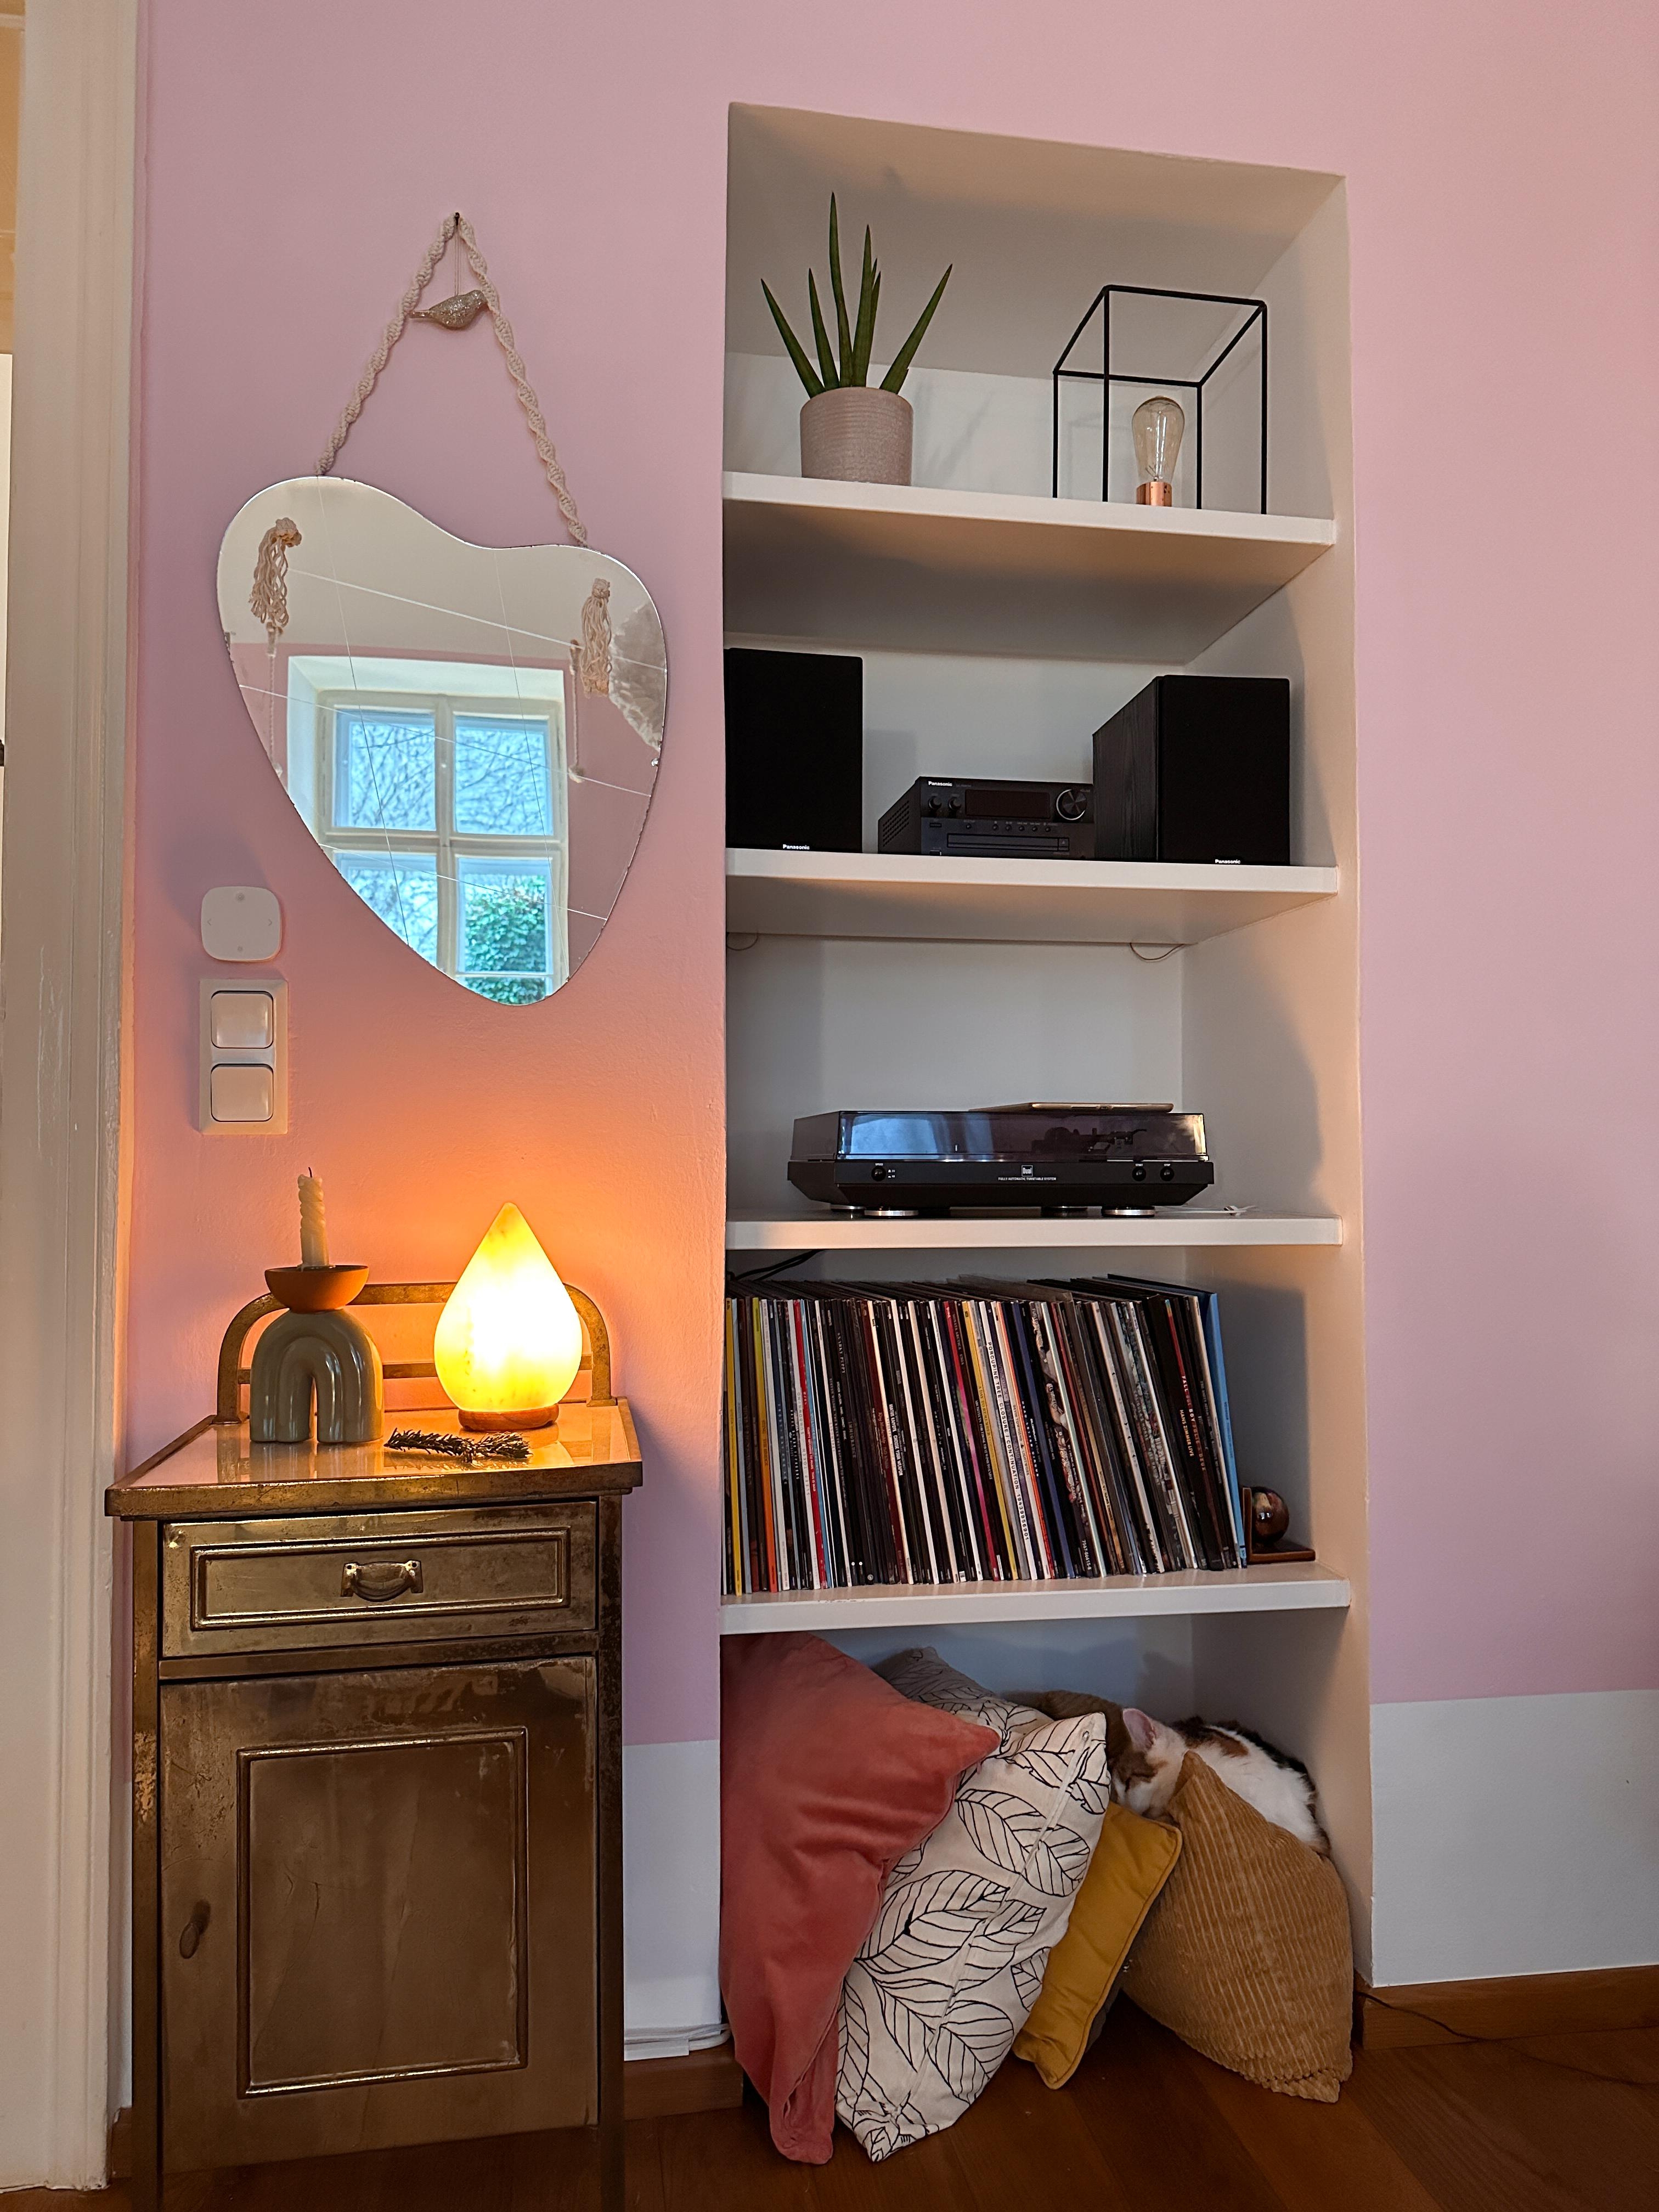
[1012,1798,1181,2088]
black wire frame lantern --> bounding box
[1051,284,1268,512]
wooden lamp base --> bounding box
[457,1404,557,1433]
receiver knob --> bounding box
[1056,788,1086,822]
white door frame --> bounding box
[0,0,138,2188]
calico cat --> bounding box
[1113,1706,1330,1855]
[1015,1688,1140,1774]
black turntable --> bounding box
[787,1103,1215,1215]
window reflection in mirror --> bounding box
[292,662,569,1000]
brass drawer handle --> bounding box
[341,1558,424,1602]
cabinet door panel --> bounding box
[242,1730,527,2090]
[161,1660,595,2171]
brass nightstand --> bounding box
[107,1283,641,2211]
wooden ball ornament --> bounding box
[1250,1488,1291,1545]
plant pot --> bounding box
[799,387,913,486]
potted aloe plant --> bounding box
[763,197,951,486]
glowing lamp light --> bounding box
[434,1203,584,1431]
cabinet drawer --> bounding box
[161,1504,597,1656]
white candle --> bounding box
[298,1171,330,1268]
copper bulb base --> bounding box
[457,1404,557,1432]
[1136,481,1174,507]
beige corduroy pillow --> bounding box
[1124,1751,1353,2101]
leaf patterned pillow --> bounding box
[836,1650,1109,2162]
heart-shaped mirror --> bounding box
[218,476,666,1004]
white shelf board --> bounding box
[727,848,1338,946]
[719,1562,1350,1635]
[725,1210,1342,1252]
[723,471,1336,660]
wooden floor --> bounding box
[8,2004,1657,2212]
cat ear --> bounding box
[1123,1707,1159,1751]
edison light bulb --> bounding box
[1132,394,1185,507]
[434,1203,584,1430]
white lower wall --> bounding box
[1369,1688,1659,1985]
[622,1737,725,2057]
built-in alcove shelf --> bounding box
[719,1561,1350,1635]
[727,848,1339,947]
[723,472,1336,660]
[721,105,1364,1875]
[725,1210,1342,1253]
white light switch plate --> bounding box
[201,885,283,962]
[200,977,288,1133]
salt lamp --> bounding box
[434,1203,583,1430]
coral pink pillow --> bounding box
[720,1633,998,2163]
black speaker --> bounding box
[725,647,862,852]
[1092,675,1291,865]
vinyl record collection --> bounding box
[721,1276,1247,1595]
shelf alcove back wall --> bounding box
[727,935,1185,1209]
[826,1616,1202,1718]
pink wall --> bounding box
[132,0,1659,1749]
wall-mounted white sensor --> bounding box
[201,886,282,962]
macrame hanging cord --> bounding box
[315,211,589,548]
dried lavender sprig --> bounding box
[385,1426,532,1465]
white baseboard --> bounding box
[1370,1688,1659,1984]
[623,1738,723,2051]
[625,2024,731,2062]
